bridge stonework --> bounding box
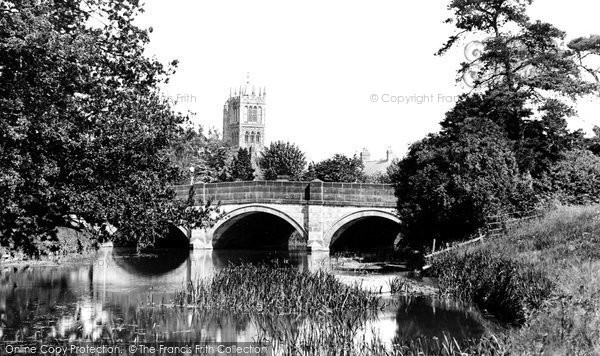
[172,181,399,251]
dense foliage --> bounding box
[392,118,535,244]
[258,141,306,180]
[363,171,392,184]
[230,148,255,181]
[303,154,364,182]
[541,149,600,205]
[168,127,236,183]
[0,0,218,255]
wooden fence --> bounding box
[422,209,544,270]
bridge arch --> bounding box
[325,209,401,251]
[211,204,307,249]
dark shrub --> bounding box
[390,118,536,249]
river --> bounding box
[0,248,488,349]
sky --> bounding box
[136,0,600,161]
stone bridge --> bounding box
[172,180,399,251]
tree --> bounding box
[168,127,235,183]
[195,130,233,183]
[392,118,535,247]
[585,126,600,157]
[168,125,207,175]
[0,0,218,255]
[304,154,364,182]
[438,0,600,180]
[517,100,585,180]
[258,141,306,180]
[439,0,598,99]
[568,35,600,84]
[231,148,255,181]
[541,149,600,205]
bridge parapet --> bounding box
[172,181,396,208]
[314,181,396,207]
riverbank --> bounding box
[0,227,98,267]
[429,205,600,354]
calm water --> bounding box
[0,248,487,347]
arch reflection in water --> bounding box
[211,249,309,270]
[92,249,318,289]
[93,248,217,290]
[111,248,190,277]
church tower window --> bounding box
[248,106,257,122]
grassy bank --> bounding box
[430,205,600,354]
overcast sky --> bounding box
[136,0,600,161]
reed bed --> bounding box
[174,263,382,316]
[264,326,507,356]
[174,264,506,355]
[387,276,437,295]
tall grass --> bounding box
[175,263,382,316]
[387,276,437,295]
[431,205,600,354]
[430,250,553,325]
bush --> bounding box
[542,149,600,205]
[430,249,553,325]
[304,154,365,182]
[391,118,536,247]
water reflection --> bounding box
[0,249,487,346]
[393,296,485,341]
[112,248,190,276]
[211,250,310,269]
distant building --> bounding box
[222,75,266,157]
[360,147,395,176]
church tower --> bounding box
[222,74,266,156]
